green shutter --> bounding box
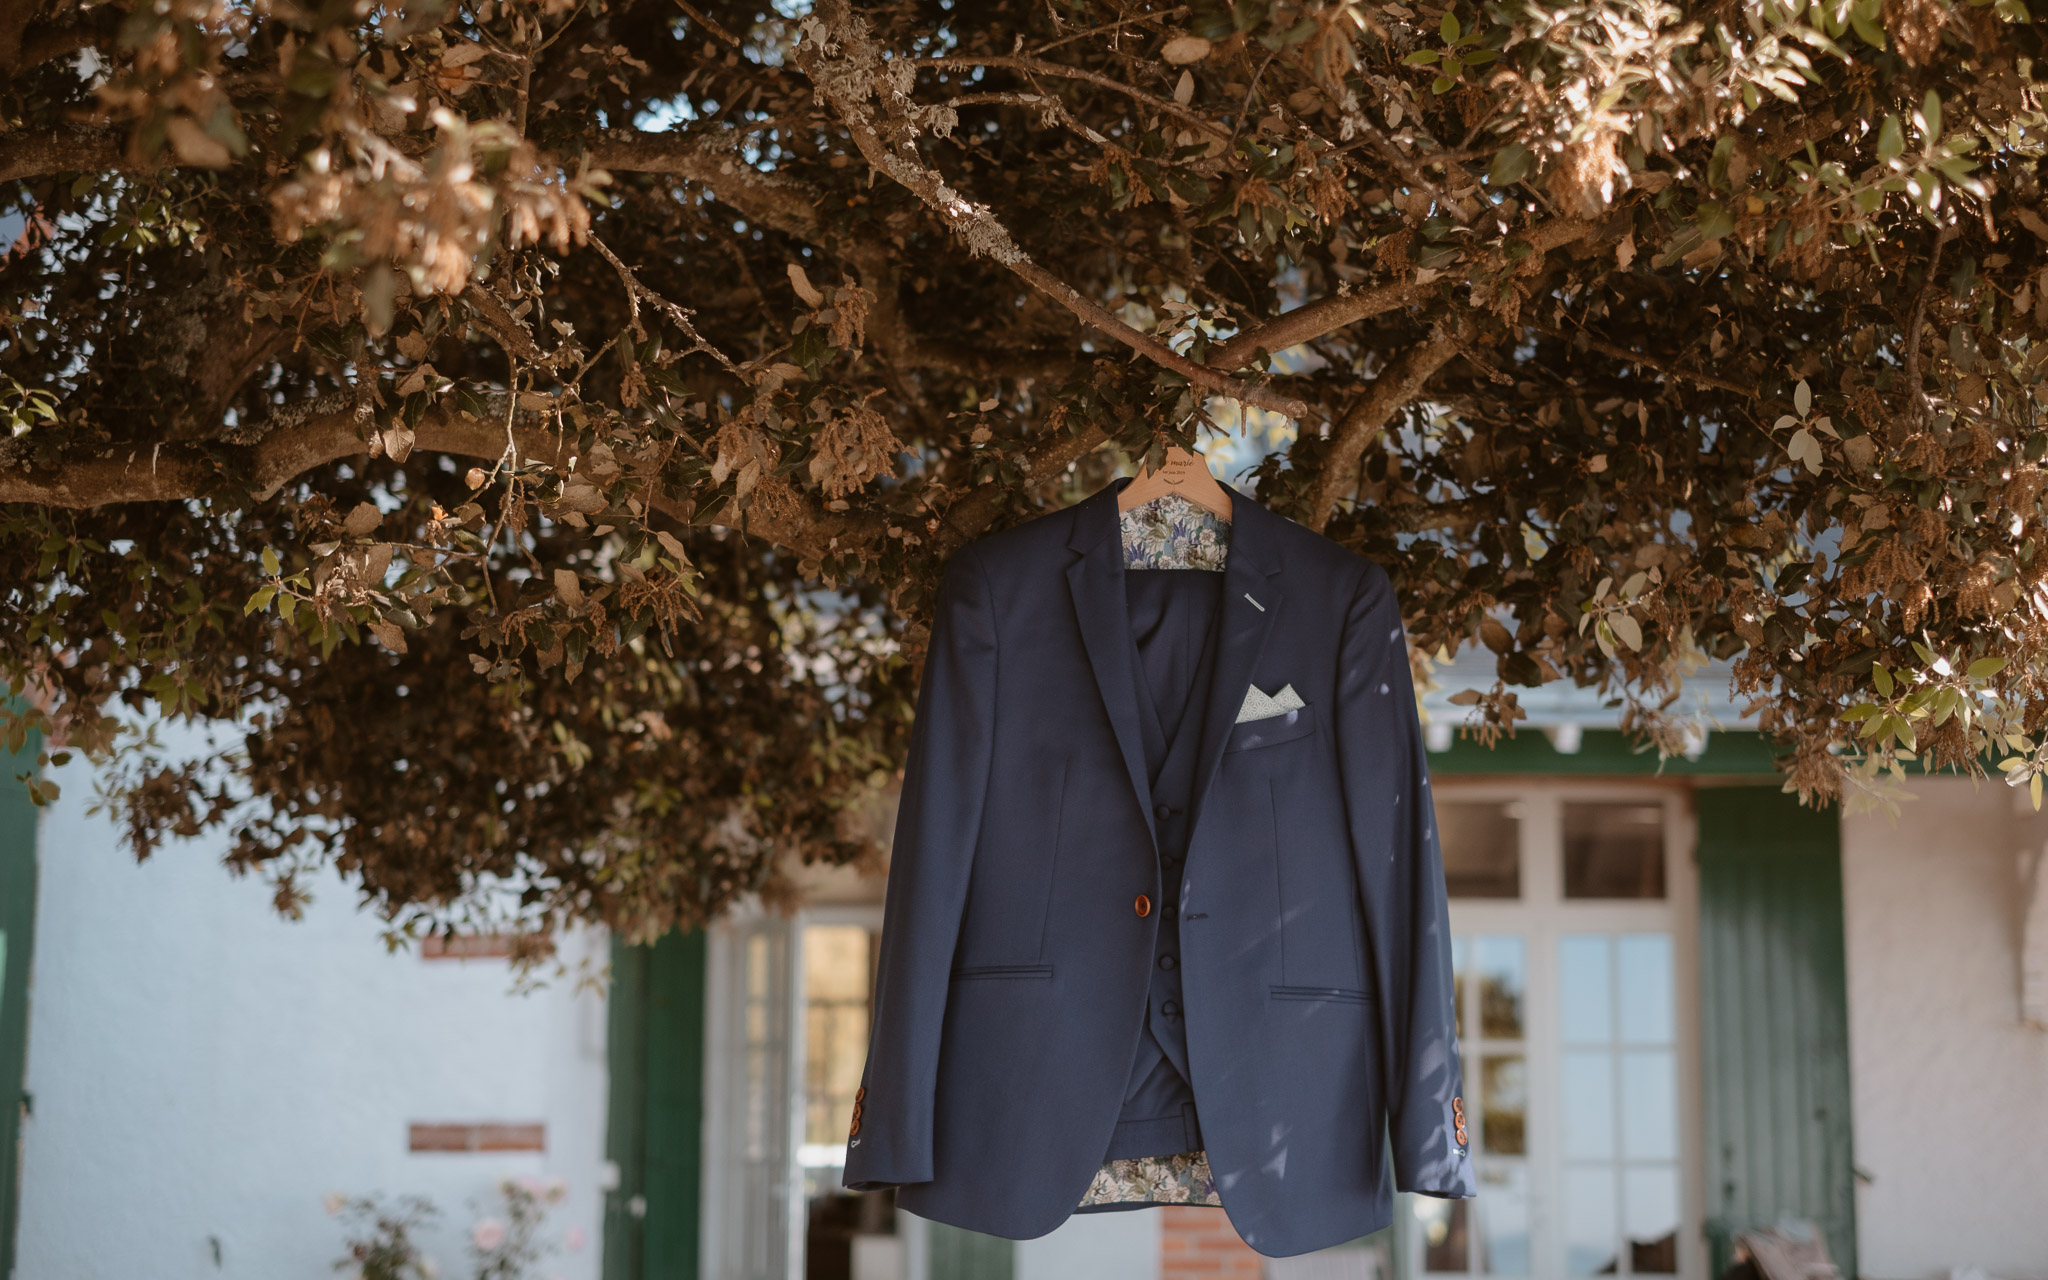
[1695,786,1856,1276]
[604,929,706,1280]
[927,1222,1015,1280]
[0,726,41,1280]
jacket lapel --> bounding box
[1186,482,1285,837]
[1066,480,1159,851]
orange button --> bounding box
[1135,894,1152,918]
[855,1086,866,1102]
[849,1118,861,1136]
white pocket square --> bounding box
[1236,682,1306,724]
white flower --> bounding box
[323,1191,349,1216]
[472,1218,507,1252]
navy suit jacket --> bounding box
[842,476,1475,1256]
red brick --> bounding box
[407,1121,547,1153]
[476,1122,546,1152]
[420,932,517,960]
[407,1123,472,1152]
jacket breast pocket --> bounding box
[1225,704,1315,753]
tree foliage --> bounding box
[2,0,2046,947]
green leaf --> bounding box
[1872,662,1894,697]
[1403,48,1440,65]
[1709,135,1737,189]
[1920,89,1942,142]
[244,586,277,616]
[1695,202,1736,241]
[260,546,281,576]
[2031,772,2041,810]
[1441,11,1461,41]
[1794,379,1812,416]
[1967,656,2007,679]
[1877,114,1904,163]
[1487,143,1534,187]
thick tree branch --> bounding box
[0,125,128,185]
[1208,216,1604,371]
[587,127,826,243]
[1303,327,1463,533]
[15,6,122,71]
[794,3,1312,423]
[0,407,864,562]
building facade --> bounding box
[4,706,2046,1280]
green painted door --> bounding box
[0,727,41,1280]
[604,929,706,1280]
[1695,786,1856,1276]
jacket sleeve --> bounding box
[842,541,999,1192]
[1334,561,1476,1199]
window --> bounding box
[1409,787,1698,1280]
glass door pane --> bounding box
[1425,933,1530,1278]
[1557,932,1679,1275]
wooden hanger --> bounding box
[1116,445,1233,522]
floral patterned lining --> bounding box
[1121,492,1231,571]
[1079,1150,1222,1207]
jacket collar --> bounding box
[1064,476,1287,853]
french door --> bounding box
[1403,784,1705,1280]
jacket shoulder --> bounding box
[949,498,1083,576]
[1252,500,1387,596]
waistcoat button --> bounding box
[1134,894,1152,917]
[1158,954,1177,971]
[1154,802,1177,820]
[1161,1001,1180,1017]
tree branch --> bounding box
[912,54,1230,143]
[14,5,122,70]
[0,125,128,185]
[586,127,826,243]
[0,407,863,562]
[1208,216,1604,371]
[1535,324,1759,397]
[1303,326,1463,533]
[793,3,1312,423]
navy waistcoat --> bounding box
[1106,567,1224,1160]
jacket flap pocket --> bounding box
[1270,984,1373,1003]
[1226,704,1315,753]
[952,964,1054,981]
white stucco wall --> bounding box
[1842,777,2048,1280]
[15,749,613,1280]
